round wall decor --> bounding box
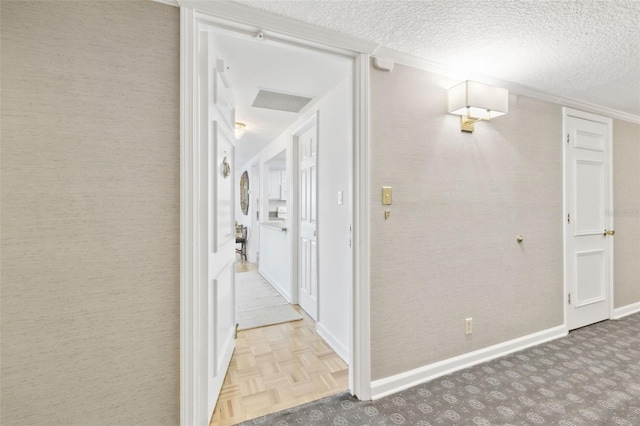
[240,171,249,215]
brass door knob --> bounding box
[604,229,615,236]
[516,235,524,243]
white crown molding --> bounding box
[167,0,639,124]
[370,325,567,400]
[373,46,640,125]
[177,0,377,55]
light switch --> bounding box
[382,186,392,205]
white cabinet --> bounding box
[268,170,287,200]
[280,171,287,200]
[268,171,281,200]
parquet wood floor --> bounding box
[210,264,348,425]
[235,257,257,273]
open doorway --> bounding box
[234,149,301,332]
[181,8,371,426]
[210,24,354,425]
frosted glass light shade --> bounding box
[235,122,246,139]
[448,81,508,120]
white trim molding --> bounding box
[152,0,179,7]
[179,4,373,424]
[317,322,349,363]
[370,325,567,400]
[373,46,640,125]
[260,270,291,303]
[611,302,640,319]
[180,6,202,426]
[170,0,640,125]
[351,52,372,401]
[179,0,377,55]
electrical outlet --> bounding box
[465,318,473,335]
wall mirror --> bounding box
[240,170,249,215]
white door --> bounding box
[200,30,236,418]
[564,109,613,331]
[298,120,318,320]
[250,163,260,263]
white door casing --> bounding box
[201,29,236,419]
[563,108,613,331]
[181,6,374,424]
[297,115,319,320]
[250,163,260,264]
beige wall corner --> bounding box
[1,1,180,424]
[612,119,640,309]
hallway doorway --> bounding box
[180,7,372,424]
[212,23,353,424]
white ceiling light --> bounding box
[448,81,509,133]
[235,122,247,139]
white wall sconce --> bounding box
[235,122,247,139]
[448,81,508,133]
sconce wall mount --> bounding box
[448,81,509,133]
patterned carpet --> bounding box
[241,313,640,425]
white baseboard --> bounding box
[611,302,640,319]
[151,0,178,7]
[258,269,291,303]
[370,325,567,400]
[317,322,349,364]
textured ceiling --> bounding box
[234,0,640,117]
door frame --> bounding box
[180,3,375,424]
[290,112,320,314]
[562,107,614,331]
[249,161,261,264]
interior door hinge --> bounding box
[567,213,571,224]
[566,134,570,144]
[568,293,571,305]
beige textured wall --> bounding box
[369,63,564,380]
[612,119,640,308]
[1,1,180,425]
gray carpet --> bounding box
[241,313,640,425]
[236,271,302,331]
